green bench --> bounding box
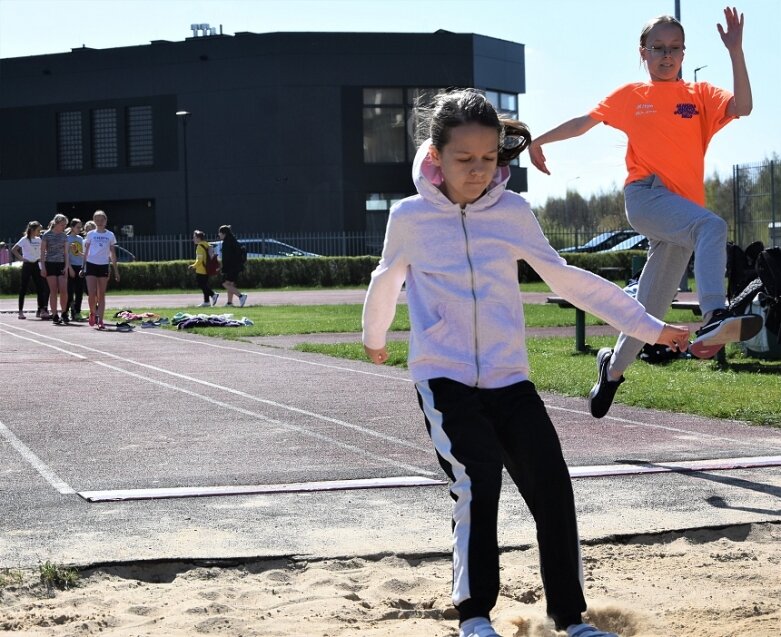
[546,296,701,352]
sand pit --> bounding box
[1,522,779,636]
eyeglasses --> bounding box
[642,45,685,57]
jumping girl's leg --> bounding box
[491,380,587,630]
[625,175,728,317]
[611,239,690,375]
[416,378,503,625]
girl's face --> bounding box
[641,22,685,82]
[72,222,82,234]
[429,122,499,207]
[94,214,107,229]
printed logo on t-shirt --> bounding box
[674,103,699,119]
[635,103,655,116]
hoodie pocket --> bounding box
[416,302,476,366]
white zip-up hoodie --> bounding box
[362,139,664,388]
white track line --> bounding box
[0,419,75,495]
[0,325,436,479]
[80,476,448,502]
[140,328,781,452]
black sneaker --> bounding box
[61,312,70,325]
[588,347,624,419]
[52,313,62,324]
[690,309,764,359]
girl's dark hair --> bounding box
[640,15,685,47]
[421,89,531,166]
[218,224,234,238]
[24,220,41,239]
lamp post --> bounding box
[176,110,191,239]
[564,176,581,247]
[694,65,708,81]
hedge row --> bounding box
[0,251,646,294]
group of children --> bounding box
[363,7,757,637]
[14,210,119,329]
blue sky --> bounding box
[1,0,778,207]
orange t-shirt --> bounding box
[589,80,736,205]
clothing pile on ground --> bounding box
[171,312,254,329]
[112,310,169,331]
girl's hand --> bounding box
[364,345,389,365]
[717,6,744,53]
[79,269,85,278]
[528,140,550,175]
[657,324,690,352]
[114,270,120,282]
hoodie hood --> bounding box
[412,138,512,211]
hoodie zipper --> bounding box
[460,205,480,386]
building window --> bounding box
[484,90,518,120]
[363,89,406,163]
[57,111,83,171]
[91,108,118,168]
[363,88,517,164]
[127,105,154,167]
[365,192,405,252]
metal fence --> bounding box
[734,159,780,248]
[93,231,386,262]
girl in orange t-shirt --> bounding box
[529,7,760,419]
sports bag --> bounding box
[203,244,220,276]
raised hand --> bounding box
[717,6,744,53]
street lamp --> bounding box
[694,65,708,82]
[176,110,191,237]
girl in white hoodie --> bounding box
[362,89,689,637]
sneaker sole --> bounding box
[692,314,764,347]
[689,341,724,359]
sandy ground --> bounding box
[1,522,779,637]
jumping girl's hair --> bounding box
[418,88,531,166]
[24,221,42,239]
[218,224,234,238]
[194,230,206,241]
[640,15,685,47]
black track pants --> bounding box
[416,378,586,630]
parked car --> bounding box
[210,238,320,259]
[559,230,638,253]
[601,234,649,252]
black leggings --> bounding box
[67,264,86,315]
[18,261,48,312]
[196,273,215,302]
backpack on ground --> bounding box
[203,244,220,276]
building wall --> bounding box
[0,31,526,240]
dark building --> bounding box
[0,28,526,244]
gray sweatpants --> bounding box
[610,174,728,375]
